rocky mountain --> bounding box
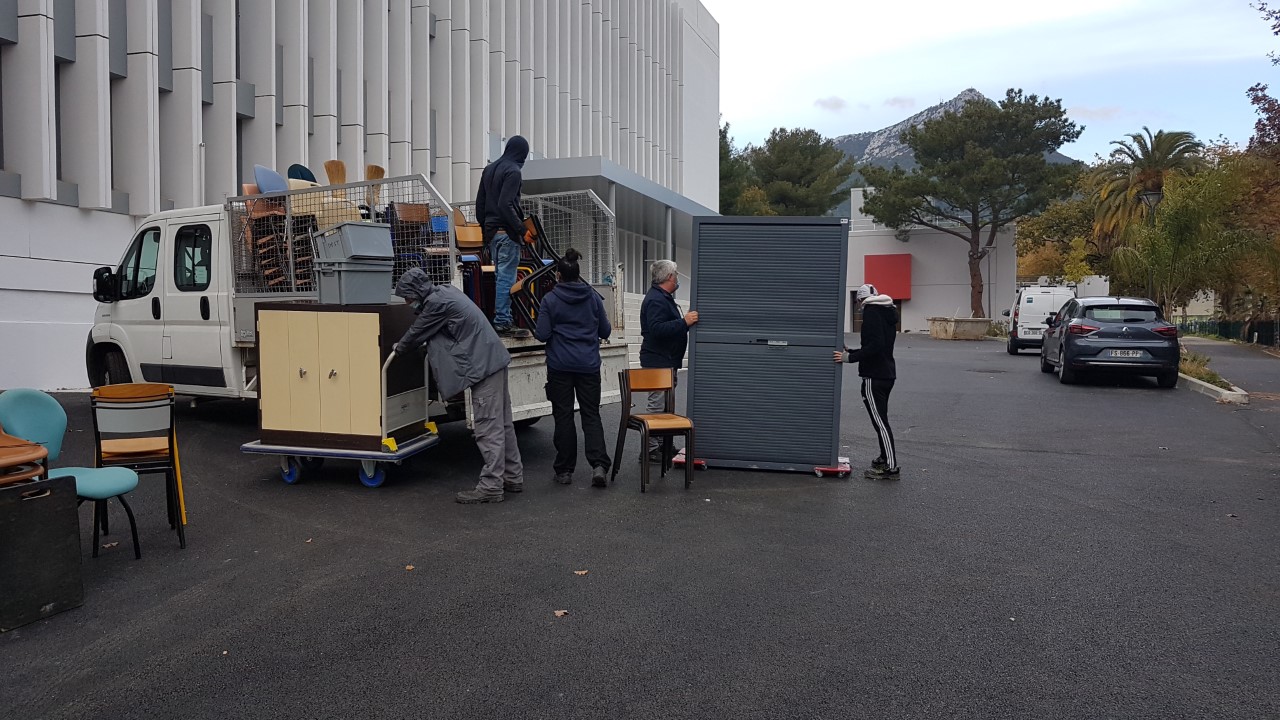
[834,88,1076,172]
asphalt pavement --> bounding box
[2,336,1277,719]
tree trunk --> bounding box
[967,250,986,318]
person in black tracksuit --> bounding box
[834,283,900,480]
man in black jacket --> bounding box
[834,283,900,480]
[640,259,698,460]
[475,135,533,339]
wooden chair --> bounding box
[452,207,487,254]
[90,384,187,550]
[611,369,695,493]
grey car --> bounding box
[1040,297,1180,387]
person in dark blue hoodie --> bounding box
[534,249,613,487]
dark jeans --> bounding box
[860,377,897,469]
[546,369,611,474]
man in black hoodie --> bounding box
[834,283,900,480]
[475,135,533,339]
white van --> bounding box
[1003,285,1076,354]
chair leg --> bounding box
[117,494,142,560]
[92,500,103,558]
[684,429,695,490]
[611,420,628,484]
[100,499,110,536]
[171,471,187,550]
[640,428,650,493]
[165,469,177,529]
[661,436,672,478]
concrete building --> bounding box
[846,188,1016,333]
[0,0,719,389]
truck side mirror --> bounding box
[1001,309,1010,317]
[92,266,118,303]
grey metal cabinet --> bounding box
[687,217,849,471]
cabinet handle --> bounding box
[299,367,307,378]
[329,369,338,378]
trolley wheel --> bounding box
[837,471,851,479]
[280,457,302,485]
[300,457,325,472]
[358,461,386,488]
[814,468,824,478]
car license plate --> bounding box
[1110,349,1142,358]
[1022,328,1041,336]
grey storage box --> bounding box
[316,260,395,305]
[313,222,393,262]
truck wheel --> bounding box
[514,417,541,430]
[1006,339,1019,355]
[102,350,131,386]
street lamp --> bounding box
[1137,189,1164,300]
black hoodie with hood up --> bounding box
[475,135,530,243]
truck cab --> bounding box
[87,206,245,397]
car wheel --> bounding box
[102,349,131,386]
[1007,339,1019,355]
[1157,371,1178,389]
[1040,351,1054,373]
[1058,355,1077,385]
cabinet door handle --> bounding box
[329,369,338,378]
[298,367,307,378]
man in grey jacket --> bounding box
[394,268,523,503]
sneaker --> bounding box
[495,324,533,339]
[647,449,665,464]
[871,458,888,471]
[455,489,505,504]
[864,466,901,481]
[503,481,523,493]
[591,466,608,487]
[554,472,573,485]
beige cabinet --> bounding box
[257,304,423,451]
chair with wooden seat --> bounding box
[611,369,695,493]
[0,389,142,559]
[91,384,187,550]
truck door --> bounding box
[109,225,165,380]
[160,221,228,389]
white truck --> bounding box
[85,174,628,426]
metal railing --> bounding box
[1177,318,1280,347]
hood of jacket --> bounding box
[502,135,530,167]
[862,294,894,307]
[394,267,436,305]
[551,279,593,305]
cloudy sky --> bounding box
[697,0,1277,162]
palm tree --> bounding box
[1092,127,1204,241]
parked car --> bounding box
[1040,297,1180,387]
[1003,285,1076,354]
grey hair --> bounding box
[650,259,678,285]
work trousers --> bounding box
[546,369,611,474]
[471,368,524,494]
[490,232,520,327]
[861,377,897,470]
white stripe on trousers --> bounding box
[863,377,897,469]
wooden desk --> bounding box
[0,433,48,486]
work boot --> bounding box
[554,472,573,485]
[864,466,901,481]
[495,324,533,339]
[503,481,523,493]
[455,489,505,504]
[591,466,608,488]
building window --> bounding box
[174,225,213,292]
[119,227,162,300]
[54,63,65,180]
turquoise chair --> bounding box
[0,389,141,559]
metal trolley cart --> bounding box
[242,332,438,487]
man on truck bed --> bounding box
[394,268,524,504]
[475,135,533,339]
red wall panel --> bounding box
[864,254,912,300]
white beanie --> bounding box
[856,283,878,302]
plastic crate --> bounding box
[316,260,396,305]
[313,222,394,263]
